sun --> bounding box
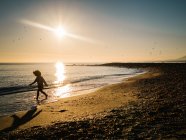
[54,26,67,38]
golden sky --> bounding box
[0,0,186,63]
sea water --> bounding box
[0,63,143,116]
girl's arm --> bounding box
[29,78,37,86]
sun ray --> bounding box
[21,19,54,32]
[20,19,99,43]
[65,33,97,44]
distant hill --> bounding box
[177,56,186,61]
[167,55,186,62]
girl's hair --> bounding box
[33,70,41,76]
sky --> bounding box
[0,0,186,63]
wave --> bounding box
[0,73,133,96]
[0,84,63,96]
[70,73,131,84]
[0,86,36,96]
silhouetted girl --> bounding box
[29,70,48,100]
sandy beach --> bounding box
[0,63,186,139]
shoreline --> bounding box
[0,70,148,132]
[0,69,145,117]
[0,63,185,139]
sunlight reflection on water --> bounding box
[54,84,71,98]
[53,61,72,98]
[54,61,66,84]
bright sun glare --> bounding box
[54,27,66,38]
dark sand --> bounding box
[0,63,186,139]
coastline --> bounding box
[0,68,144,117]
[0,71,145,131]
[0,63,186,139]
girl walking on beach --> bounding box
[29,70,48,100]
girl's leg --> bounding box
[41,90,48,98]
[36,89,39,100]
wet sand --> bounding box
[0,63,186,139]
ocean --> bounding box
[0,63,143,116]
